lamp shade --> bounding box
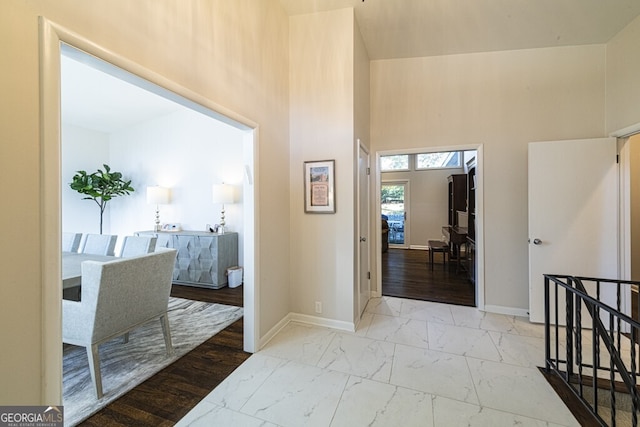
[146,186,171,205]
[212,184,234,204]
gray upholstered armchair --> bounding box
[62,248,177,399]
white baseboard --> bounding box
[484,304,529,318]
[290,313,355,332]
[258,312,355,350]
[259,304,530,350]
[409,245,428,251]
[258,313,292,350]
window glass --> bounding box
[380,155,409,171]
[415,151,461,169]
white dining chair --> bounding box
[80,234,118,256]
[62,232,82,253]
[119,235,158,257]
[62,248,177,398]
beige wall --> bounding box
[1,0,289,403]
[0,1,42,405]
[606,14,640,134]
[371,45,607,311]
[289,8,357,324]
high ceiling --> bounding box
[63,1,640,133]
[61,54,182,133]
[279,0,640,59]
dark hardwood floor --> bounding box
[382,248,475,306]
[78,284,247,426]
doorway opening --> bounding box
[381,181,409,247]
[376,146,483,309]
[40,19,259,401]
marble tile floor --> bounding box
[176,296,579,427]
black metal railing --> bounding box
[544,275,640,426]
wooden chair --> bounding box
[428,240,448,270]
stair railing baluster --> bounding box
[609,312,616,427]
[632,329,638,427]
[576,291,584,398]
[545,275,551,372]
[616,283,622,373]
[555,280,562,375]
[566,284,574,379]
[593,308,600,417]
[544,275,640,426]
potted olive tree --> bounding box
[70,164,134,234]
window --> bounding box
[415,151,461,170]
[380,154,409,171]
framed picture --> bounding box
[304,159,335,213]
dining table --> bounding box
[62,252,117,289]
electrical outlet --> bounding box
[315,301,322,314]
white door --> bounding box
[528,138,618,323]
[358,145,371,317]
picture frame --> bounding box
[304,159,336,213]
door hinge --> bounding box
[616,154,619,164]
[366,167,370,175]
[367,272,371,279]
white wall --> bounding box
[61,124,111,234]
[108,109,245,259]
[289,8,356,325]
[371,45,606,312]
[62,109,245,259]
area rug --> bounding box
[63,297,244,426]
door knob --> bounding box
[533,238,542,245]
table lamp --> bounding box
[146,186,171,232]
[212,183,234,234]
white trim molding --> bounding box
[39,17,262,403]
[258,313,293,350]
[289,313,355,332]
[258,312,356,351]
[484,305,529,318]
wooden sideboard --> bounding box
[136,230,238,289]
